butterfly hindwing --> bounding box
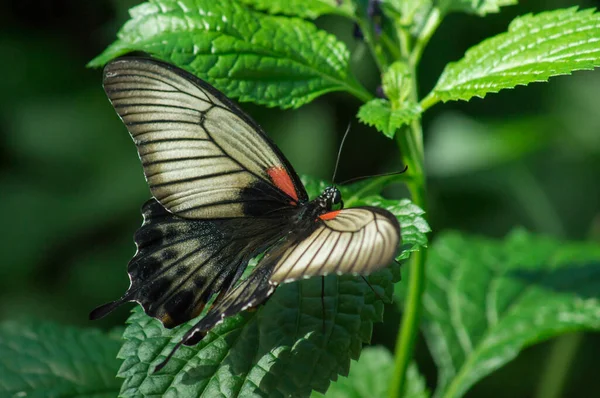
[103,57,308,219]
[269,207,401,284]
[156,206,400,361]
[156,236,301,364]
[90,199,296,328]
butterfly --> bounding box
[89,57,401,370]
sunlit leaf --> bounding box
[90,0,370,109]
[239,0,356,19]
[428,8,600,104]
[358,99,422,139]
[383,62,413,107]
[358,61,421,138]
[438,0,517,16]
[381,0,432,29]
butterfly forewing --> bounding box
[103,58,307,219]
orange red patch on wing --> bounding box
[266,166,299,202]
[319,210,341,221]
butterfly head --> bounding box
[319,186,344,212]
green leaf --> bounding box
[239,0,356,19]
[428,8,600,104]
[90,0,371,109]
[438,0,516,16]
[405,362,430,398]
[419,230,600,398]
[0,320,121,398]
[311,346,429,398]
[381,0,432,28]
[359,62,422,138]
[115,176,428,397]
[358,99,422,139]
[383,62,413,107]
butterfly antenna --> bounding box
[332,122,352,184]
[361,276,391,304]
[339,165,408,186]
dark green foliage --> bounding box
[0,321,121,398]
[403,230,600,398]
[3,0,600,397]
[312,347,429,398]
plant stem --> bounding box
[410,8,442,66]
[356,17,387,72]
[420,92,439,112]
[389,121,428,398]
[347,81,376,104]
[388,8,443,397]
[382,32,403,60]
[534,333,583,398]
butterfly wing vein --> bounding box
[270,208,400,283]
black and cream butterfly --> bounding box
[90,57,401,369]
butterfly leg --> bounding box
[360,275,392,304]
[394,258,403,281]
[154,262,276,373]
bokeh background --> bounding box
[1,0,599,397]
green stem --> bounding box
[347,81,376,104]
[420,92,439,112]
[381,32,403,61]
[410,8,442,66]
[389,121,427,398]
[391,245,427,395]
[388,9,443,397]
[413,8,443,113]
[534,333,584,398]
[356,17,387,72]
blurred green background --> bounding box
[1,0,599,397]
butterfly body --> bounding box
[90,57,401,367]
